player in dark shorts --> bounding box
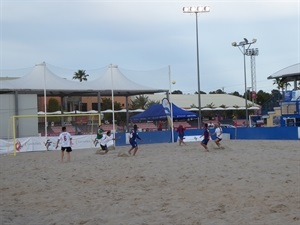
[56,126,73,162]
[200,123,210,152]
[128,124,142,156]
[99,130,116,154]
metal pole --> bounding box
[168,65,174,143]
[242,46,249,126]
[110,64,116,145]
[195,13,202,128]
[232,38,256,127]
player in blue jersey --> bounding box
[200,123,210,152]
[128,124,142,156]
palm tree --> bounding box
[145,100,160,109]
[273,78,290,92]
[73,70,89,82]
[131,95,149,109]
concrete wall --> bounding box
[0,94,38,139]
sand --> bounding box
[0,140,299,225]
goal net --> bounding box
[3,113,101,155]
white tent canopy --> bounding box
[86,64,167,96]
[0,62,95,96]
[0,62,167,96]
[0,62,168,135]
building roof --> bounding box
[267,63,300,82]
[136,93,260,109]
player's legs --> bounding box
[128,147,134,155]
[129,141,137,155]
[215,138,223,149]
[178,134,185,145]
[178,138,182,145]
[133,146,139,156]
[61,149,65,162]
[66,147,72,162]
[104,145,109,154]
[66,152,71,162]
[215,138,221,148]
[201,140,209,152]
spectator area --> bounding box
[135,122,157,131]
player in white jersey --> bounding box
[212,122,224,149]
[56,126,73,162]
[99,130,116,154]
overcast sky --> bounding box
[1,0,299,94]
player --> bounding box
[128,124,142,156]
[176,124,186,146]
[211,122,224,149]
[94,125,104,147]
[56,126,72,162]
[99,130,116,154]
[200,123,210,152]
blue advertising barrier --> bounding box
[114,127,299,146]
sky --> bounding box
[1,0,299,95]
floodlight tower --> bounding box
[231,38,257,126]
[183,5,210,128]
[246,48,259,102]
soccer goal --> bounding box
[8,113,101,155]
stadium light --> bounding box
[183,5,210,129]
[231,38,257,126]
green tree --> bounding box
[131,95,149,109]
[101,98,121,110]
[209,89,225,94]
[256,90,272,106]
[101,98,123,124]
[172,90,183,94]
[230,91,241,97]
[205,103,215,108]
[48,98,60,112]
[273,78,291,91]
[145,100,160,109]
[73,69,89,82]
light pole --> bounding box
[232,38,257,126]
[169,65,174,143]
[183,6,210,129]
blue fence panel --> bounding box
[114,127,299,146]
[222,127,298,140]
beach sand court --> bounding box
[0,140,299,225]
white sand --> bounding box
[0,140,299,225]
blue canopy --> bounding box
[130,103,197,121]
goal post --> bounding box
[10,113,101,156]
